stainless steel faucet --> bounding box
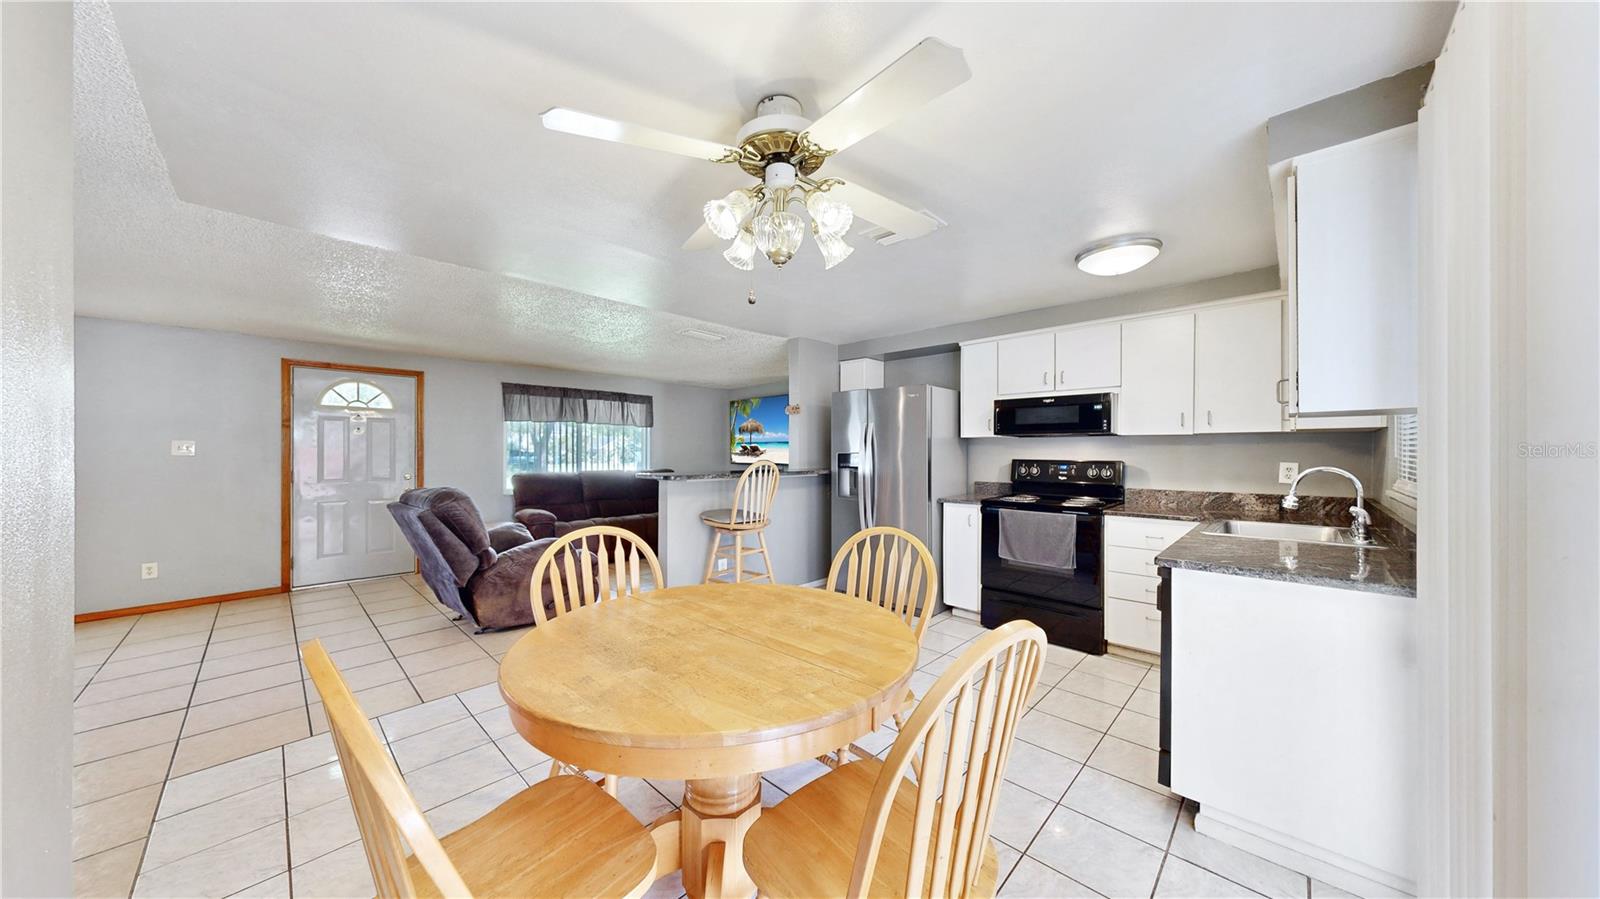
[1281,466,1373,545]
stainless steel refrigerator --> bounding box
[831,385,968,613]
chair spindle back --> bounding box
[529,525,663,625]
[826,526,938,644]
[850,621,1046,898]
[730,459,781,526]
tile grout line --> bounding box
[284,584,321,739]
[73,614,142,703]
[123,601,222,898]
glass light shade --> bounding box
[805,190,854,238]
[753,211,805,256]
[1074,237,1162,276]
[703,190,755,240]
[813,229,854,270]
[722,230,756,271]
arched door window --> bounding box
[318,380,394,413]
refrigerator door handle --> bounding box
[861,418,875,529]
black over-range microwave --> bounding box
[992,393,1114,436]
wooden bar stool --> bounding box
[700,459,780,584]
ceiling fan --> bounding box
[540,38,971,271]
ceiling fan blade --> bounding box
[801,38,971,155]
[682,223,723,251]
[828,180,941,241]
[540,108,738,163]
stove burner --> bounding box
[1001,494,1040,503]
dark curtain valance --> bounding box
[502,383,654,427]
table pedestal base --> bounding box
[681,774,761,899]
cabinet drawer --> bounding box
[1105,515,1196,551]
[1106,597,1162,654]
[1105,544,1162,578]
[1106,571,1160,606]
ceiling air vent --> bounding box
[677,327,726,343]
[860,211,948,246]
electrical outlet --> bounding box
[171,440,196,456]
[140,562,159,580]
[1278,462,1300,485]
[715,558,730,572]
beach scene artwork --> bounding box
[729,394,790,465]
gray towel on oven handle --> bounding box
[997,508,1077,570]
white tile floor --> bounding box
[71,575,1351,898]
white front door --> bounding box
[291,366,418,588]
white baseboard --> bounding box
[1195,806,1416,897]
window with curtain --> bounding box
[1391,413,1418,502]
[501,383,653,488]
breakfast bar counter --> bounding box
[639,470,832,585]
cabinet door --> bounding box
[995,333,1055,395]
[1194,299,1284,434]
[1118,314,1195,435]
[941,503,982,612]
[1054,322,1121,393]
[1294,125,1418,413]
[959,342,998,438]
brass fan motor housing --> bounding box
[736,130,830,179]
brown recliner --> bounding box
[388,487,572,631]
[512,471,659,549]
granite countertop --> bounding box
[938,482,1008,504]
[1138,489,1417,597]
[635,468,831,481]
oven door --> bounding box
[992,394,1113,436]
[978,505,1103,608]
[979,504,1106,653]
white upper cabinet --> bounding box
[1194,298,1285,434]
[995,333,1055,395]
[1054,322,1121,393]
[1119,314,1196,435]
[838,358,884,391]
[1291,124,1419,414]
[959,341,998,438]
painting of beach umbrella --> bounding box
[728,394,790,465]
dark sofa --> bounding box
[388,486,569,631]
[512,471,660,549]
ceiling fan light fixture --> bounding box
[806,190,854,238]
[813,227,854,270]
[703,189,756,240]
[1075,236,1163,277]
[723,230,756,270]
[753,211,805,260]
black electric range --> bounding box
[979,459,1125,653]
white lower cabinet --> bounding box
[942,502,982,612]
[1102,515,1197,655]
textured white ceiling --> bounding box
[76,2,1450,384]
[72,1,789,388]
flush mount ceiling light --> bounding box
[1075,237,1163,277]
[541,38,970,272]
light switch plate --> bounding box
[1278,462,1300,484]
[140,562,158,580]
[171,440,196,456]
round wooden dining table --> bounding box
[498,581,919,899]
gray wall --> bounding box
[784,337,838,470]
[968,431,1381,496]
[838,268,1280,360]
[74,318,733,614]
[884,351,959,390]
[1,3,75,891]
[1267,64,1432,163]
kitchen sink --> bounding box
[1201,519,1385,548]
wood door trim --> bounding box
[280,358,426,592]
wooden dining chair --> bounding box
[529,525,663,795]
[530,525,664,625]
[701,459,780,583]
[301,639,667,899]
[743,620,1047,898]
[822,526,938,767]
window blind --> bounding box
[1393,413,1419,497]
